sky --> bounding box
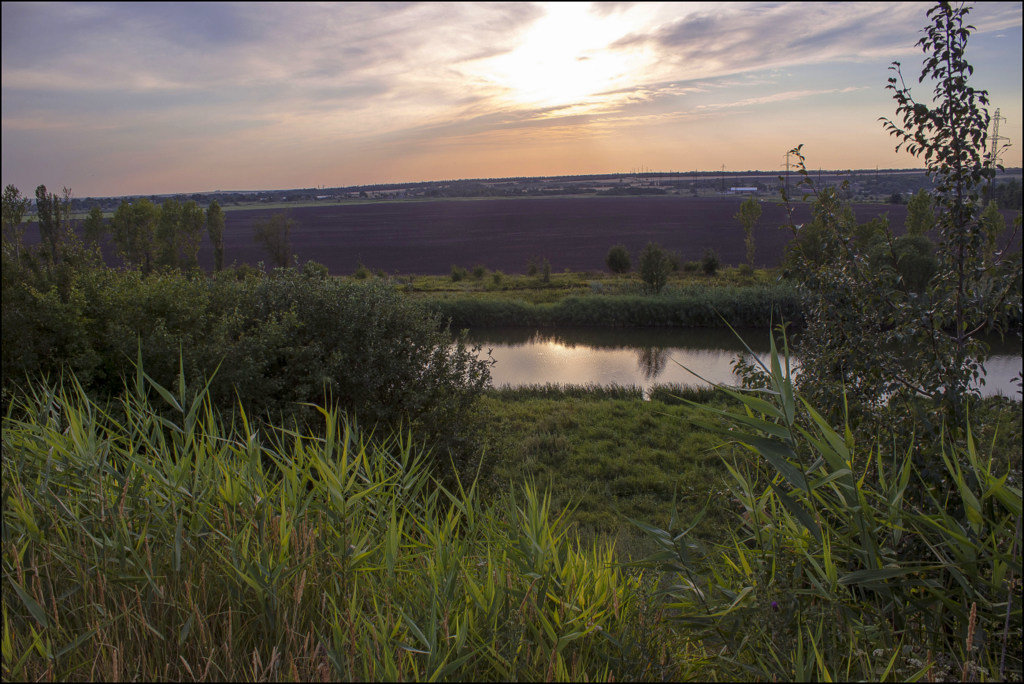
[2,1,1022,197]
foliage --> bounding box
[206,200,226,271]
[0,263,492,473]
[605,244,631,274]
[1,374,679,682]
[82,206,106,248]
[34,184,68,262]
[253,212,295,268]
[775,3,1023,439]
[450,264,467,282]
[877,0,1022,427]
[734,198,762,268]
[429,284,802,329]
[638,242,672,294]
[1,185,30,264]
[989,179,1022,211]
[701,248,720,276]
[472,264,487,279]
[111,197,159,272]
[980,200,1007,258]
[905,188,936,236]
[636,334,1022,681]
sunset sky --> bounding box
[2,1,1021,198]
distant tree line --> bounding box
[2,184,228,273]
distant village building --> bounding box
[729,187,758,194]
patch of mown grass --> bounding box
[477,393,741,555]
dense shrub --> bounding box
[638,242,672,294]
[450,264,467,281]
[1,262,491,470]
[605,245,631,273]
[472,264,487,279]
[701,248,720,276]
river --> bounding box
[465,327,1023,399]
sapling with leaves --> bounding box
[773,2,1022,441]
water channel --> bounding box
[465,327,1023,399]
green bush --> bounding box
[302,260,329,279]
[701,248,720,276]
[1,263,491,471]
[353,262,371,279]
[450,264,467,281]
[605,245,631,273]
[472,264,488,279]
[638,242,672,294]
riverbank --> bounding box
[392,267,804,328]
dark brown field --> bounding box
[25,196,1020,275]
[201,196,917,275]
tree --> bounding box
[904,189,935,236]
[111,198,159,272]
[35,185,62,261]
[2,184,30,264]
[82,206,106,249]
[206,201,225,271]
[156,198,182,269]
[776,2,1022,436]
[605,244,631,273]
[878,0,1021,425]
[253,212,294,268]
[178,201,205,270]
[638,242,672,294]
[734,198,762,268]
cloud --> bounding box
[2,1,1020,195]
[694,86,867,112]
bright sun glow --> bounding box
[474,4,645,109]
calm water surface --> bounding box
[465,327,1023,399]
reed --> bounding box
[428,284,803,329]
[1,370,682,681]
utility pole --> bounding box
[989,108,1008,165]
[782,152,792,196]
[720,163,726,192]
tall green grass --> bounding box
[2,370,683,681]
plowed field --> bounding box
[27,196,1020,275]
[202,196,914,274]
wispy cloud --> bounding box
[2,2,1020,195]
